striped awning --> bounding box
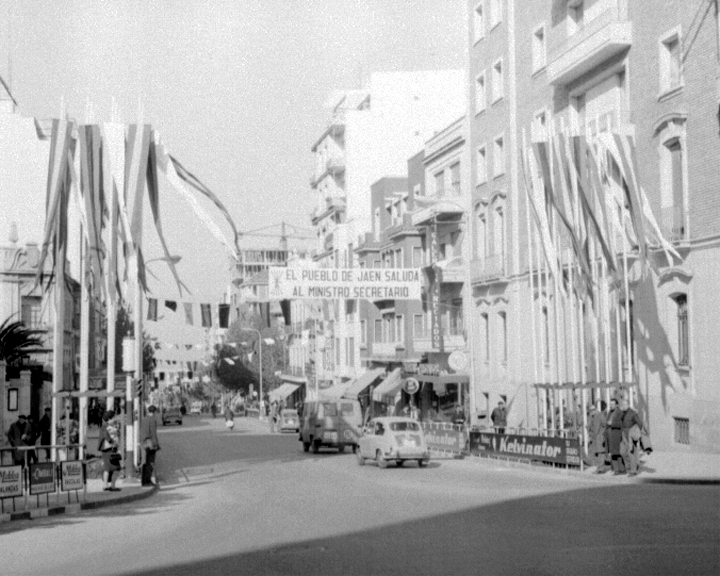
[342,367,385,400]
[372,368,403,403]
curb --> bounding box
[0,484,159,524]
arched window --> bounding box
[673,293,689,366]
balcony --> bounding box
[386,213,418,240]
[412,197,466,227]
[660,205,688,243]
[470,254,506,284]
[370,342,402,359]
[326,154,345,173]
[435,257,465,284]
[413,333,466,353]
[547,3,632,86]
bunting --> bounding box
[165,300,177,312]
[219,303,230,328]
[184,303,194,325]
[201,304,212,328]
[147,298,158,321]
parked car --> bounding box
[279,409,300,433]
[356,417,430,468]
[299,399,362,453]
[162,406,183,426]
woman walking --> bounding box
[97,410,122,491]
[605,398,626,475]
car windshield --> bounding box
[322,403,338,416]
[389,421,420,432]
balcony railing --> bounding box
[470,254,506,283]
[547,2,632,85]
[660,205,688,243]
[413,333,466,353]
[370,342,401,358]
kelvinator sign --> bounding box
[268,267,422,300]
[469,431,581,466]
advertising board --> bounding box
[0,465,23,499]
[29,463,56,495]
[468,431,581,466]
[60,461,85,492]
[421,423,466,454]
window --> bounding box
[476,145,488,185]
[661,137,685,240]
[542,306,550,364]
[474,3,485,43]
[374,208,380,241]
[412,246,423,268]
[499,311,507,364]
[674,294,689,366]
[395,315,404,343]
[374,319,382,343]
[435,171,445,196]
[492,59,504,102]
[674,417,690,444]
[335,337,341,366]
[490,0,502,29]
[21,297,42,329]
[493,206,505,265]
[396,248,403,268]
[477,212,488,259]
[383,314,394,342]
[413,314,425,338]
[348,337,355,366]
[475,72,486,113]
[449,299,463,335]
[413,183,423,198]
[660,30,682,94]
[450,162,461,195]
[493,135,505,177]
[532,25,546,73]
[360,320,367,345]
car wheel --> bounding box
[356,448,365,466]
[418,459,428,468]
[396,460,404,467]
[302,441,310,453]
[338,444,345,453]
[312,439,321,454]
[377,450,388,469]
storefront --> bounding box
[278,375,307,409]
[402,362,469,424]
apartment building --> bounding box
[467,0,720,450]
[309,71,466,389]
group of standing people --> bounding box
[587,397,649,476]
[5,408,55,465]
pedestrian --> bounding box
[6,414,29,466]
[140,405,161,486]
[605,398,626,475]
[97,410,121,491]
[453,405,465,426]
[210,402,217,419]
[270,401,279,433]
[224,405,235,430]
[25,415,39,464]
[586,403,606,469]
[620,399,645,477]
[39,407,52,461]
[491,401,507,434]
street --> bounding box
[0,415,718,576]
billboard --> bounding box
[468,431,581,466]
[267,267,422,301]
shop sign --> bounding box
[60,461,85,492]
[426,223,444,352]
[29,463,55,495]
[403,378,420,394]
[267,266,422,300]
[403,363,441,376]
[421,424,466,454]
[468,431,581,466]
[448,351,468,372]
[0,465,23,498]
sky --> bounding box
[0,0,466,347]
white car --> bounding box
[356,417,430,468]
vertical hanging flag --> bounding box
[280,300,291,326]
[219,304,230,328]
[147,298,158,321]
[201,304,212,328]
[164,300,177,312]
[184,303,194,325]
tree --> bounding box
[0,317,44,368]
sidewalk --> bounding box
[0,425,158,524]
[435,449,720,485]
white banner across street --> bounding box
[267,266,422,300]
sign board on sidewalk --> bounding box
[0,465,23,498]
[60,461,85,492]
[468,431,581,466]
[267,267,422,300]
[29,463,55,495]
[421,423,466,454]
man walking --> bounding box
[491,401,507,434]
[39,407,52,460]
[140,405,161,486]
[7,414,29,466]
[586,403,606,469]
[620,399,645,477]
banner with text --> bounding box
[268,267,422,300]
[468,431,581,466]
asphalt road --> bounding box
[0,415,718,576]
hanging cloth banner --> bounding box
[147,298,158,321]
[267,266,422,300]
[184,303,194,325]
[164,300,177,312]
[219,304,230,328]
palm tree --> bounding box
[0,317,44,367]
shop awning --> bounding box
[269,383,299,402]
[280,374,307,385]
[372,368,403,403]
[414,373,469,394]
[342,367,385,400]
